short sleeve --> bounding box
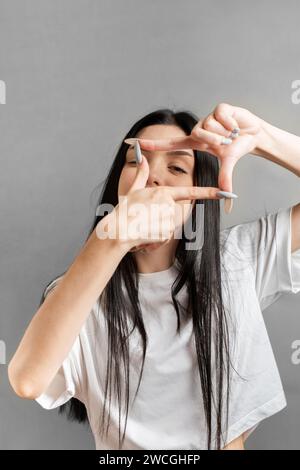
[222,206,300,310]
[35,276,83,410]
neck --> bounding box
[133,239,178,274]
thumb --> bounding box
[127,151,149,194]
[218,157,236,193]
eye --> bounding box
[169,165,187,174]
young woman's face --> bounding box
[118,124,195,197]
[118,124,196,253]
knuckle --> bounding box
[150,187,160,199]
[203,116,214,131]
[191,126,202,138]
[160,187,168,196]
[155,186,164,196]
[211,134,221,145]
[214,103,228,118]
[217,102,227,110]
[166,195,175,206]
[160,188,170,201]
[190,187,198,198]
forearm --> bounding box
[252,120,300,177]
[8,222,127,399]
[222,434,245,450]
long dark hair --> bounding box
[39,108,232,449]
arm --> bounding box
[222,434,245,450]
[252,120,300,252]
[291,203,300,253]
[8,220,128,399]
[252,120,300,178]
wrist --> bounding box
[251,118,300,177]
[252,118,277,158]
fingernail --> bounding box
[216,191,238,199]
[224,198,233,214]
[124,138,139,145]
[229,127,240,139]
[230,129,240,139]
[221,137,233,145]
[135,140,142,164]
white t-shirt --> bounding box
[35,206,300,449]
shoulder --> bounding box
[220,214,264,252]
[219,209,279,262]
[219,216,264,282]
[220,207,293,265]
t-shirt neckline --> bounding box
[137,258,180,285]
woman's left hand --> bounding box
[133,103,263,193]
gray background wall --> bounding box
[0,0,299,449]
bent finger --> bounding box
[202,115,232,138]
[213,104,239,132]
[191,126,232,146]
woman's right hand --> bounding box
[96,153,224,253]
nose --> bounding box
[145,156,163,187]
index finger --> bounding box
[167,186,225,201]
[124,135,195,152]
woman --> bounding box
[8,103,300,450]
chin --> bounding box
[138,245,158,254]
[130,242,168,253]
[138,246,152,254]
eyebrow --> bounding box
[165,150,194,158]
[129,146,193,158]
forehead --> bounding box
[131,124,194,159]
[136,124,186,140]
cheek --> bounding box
[118,168,135,197]
[180,171,194,187]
